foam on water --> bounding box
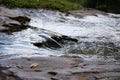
[0,9,120,61]
[29,10,120,43]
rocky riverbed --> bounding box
[0,7,120,80]
[0,57,120,80]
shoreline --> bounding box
[0,56,120,80]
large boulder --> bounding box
[0,7,30,33]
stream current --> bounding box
[0,9,120,61]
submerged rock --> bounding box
[0,7,30,33]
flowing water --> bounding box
[0,9,120,61]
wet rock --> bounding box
[33,37,62,49]
[0,26,9,32]
[0,7,30,33]
[52,35,78,43]
[69,8,107,18]
[51,77,59,80]
[8,16,30,25]
[48,72,58,76]
[33,34,78,49]
[33,43,43,48]
[2,23,30,33]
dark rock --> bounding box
[48,72,57,76]
[8,16,30,25]
[0,26,9,32]
[33,34,62,49]
[52,35,78,43]
[33,34,78,49]
[33,41,62,49]
[61,35,78,42]
[33,43,43,48]
[51,77,59,80]
[3,23,30,33]
[0,7,30,33]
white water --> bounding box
[0,9,120,61]
[28,10,120,42]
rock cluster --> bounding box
[0,7,30,33]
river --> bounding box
[0,8,120,61]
